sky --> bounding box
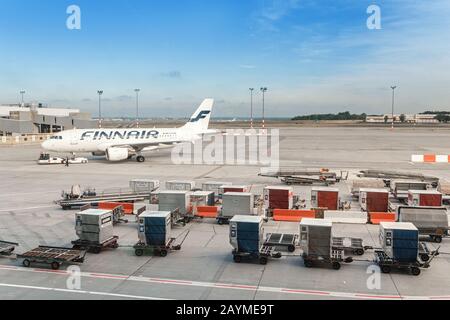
[0,0,449,118]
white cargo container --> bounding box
[221,192,255,218]
[202,182,232,195]
[299,219,333,257]
[165,180,196,191]
[129,179,160,193]
[75,209,114,244]
[158,191,191,215]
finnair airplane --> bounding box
[42,99,216,162]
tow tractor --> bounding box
[38,153,88,165]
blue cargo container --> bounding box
[230,216,264,254]
[138,211,172,246]
[380,222,419,263]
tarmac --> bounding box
[1,127,450,300]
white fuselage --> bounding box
[42,127,196,153]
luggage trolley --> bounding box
[232,245,282,265]
[264,233,298,253]
[332,237,371,256]
[72,236,119,254]
[17,246,87,270]
[0,240,19,256]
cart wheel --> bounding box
[435,236,442,244]
[259,257,268,265]
[420,254,430,262]
[287,245,296,253]
[51,262,60,270]
[218,219,224,225]
[160,250,168,257]
[332,262,341,270]
[304,260,313,268]
[92,247,102,254]
[411,267,421,276]
[22,259,31,268]
[135,249,144,257]
[233,255,242,263]
[381,265,391,274]
[112,242,119,249]
[355,249,365,256]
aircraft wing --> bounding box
[98,141,184,153]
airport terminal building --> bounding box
[0,104,97,136]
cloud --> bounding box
[161,71,182,78]
[239,65,256,69]
[253,0,302,31]
[116,95,133,102]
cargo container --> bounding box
[165,180,196,191]
[398,206,449,243]
[158,191,191,215]
[138,211,172,246]
[300,218,332,258]
[311,187,339,210]
[202,182,232,196]
[230,215,264,254]
[379,222,419,263]
[190,191,215,207]
[263,186,294,211]
[220,192,255,223]
[219,185,249,195]
[391,180,429,200]
[407,190,442,207]
[75,209,114,244]
[359,188,390,212]
[129,179,160,193]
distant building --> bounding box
[0,103,97,136]
[366,114,439,124]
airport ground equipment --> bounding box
[264,233,298,252]
[202,182,232,198]
[158,191,192,216]
[407,190,443,207]
[397,206,449,243]
[166,180,196,191]
[300,219,353,270]
[230,215,281,265]
[218,192,255,225]
[263,186,294,217]
[81,204,129,225]
[359,188,390,212]
[358,170,439,187]
[390,181,432,202]
[0,240,19,256]
[190,191,215,207]
[129,179,160,193]
[17,246,87,270]
[72,236,119,254]
[311,187,339,211]
[57,185,153,210]
[331,237,369,256]
[260,168,348,186]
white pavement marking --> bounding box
[0,283,169,300]
[0,205,59,213]
[1,265,448,300]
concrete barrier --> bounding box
[324,211,368,224]
[0,134,50,145]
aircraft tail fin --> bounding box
[182,99,214,132]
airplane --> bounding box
[42,99,216,163]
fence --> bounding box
[0,134,51,145]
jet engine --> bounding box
[105,147,129,162]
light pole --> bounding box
[20,90,25,106]
[135,89,141,128]
[249,88,254,129]
[97,90,103,128]
[391,86,397,129]
[260,87,268,130]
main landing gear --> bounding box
[136,155,146,163]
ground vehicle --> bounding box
[37,153,65,165]
[17,246,87,270]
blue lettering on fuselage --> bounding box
[80,130,160,141]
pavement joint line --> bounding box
[0,205,59,213]
[1,264,447,300]
[0,283,169,300]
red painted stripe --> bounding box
[282,288,330,295]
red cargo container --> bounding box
[359,188,389,213]
[221,185,248,194]
[408,190,442,207]
[311,187,339,211]
[264,186,293,210]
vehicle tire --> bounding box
[355,249,365,256]
[411,267,421,276]
[259,257,268,265]
[137,156,145,163]
[381,265,391,274]
[160,250,168,257]
[218,219,224,225]
[135,249,144,257]
[112,242,119,249]
[233,255,242,263]
[22,259,31,268]
[435,236,442,244]
[51,262,60,270]
[420,254,430,262]
[288,245,296,253]
[332,262,341,270]
[92,247,101,254]
[304,260,313,268]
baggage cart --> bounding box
[17,246,87,270]
[134,230,189,257]
[374,247,439,276]
[264,233,298,253]
[332,237,370,256]
[302,249,354,270]
[232,245,282,265]
[0,240,19,256]
[420,228,449,243]
[72,236,119,254]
